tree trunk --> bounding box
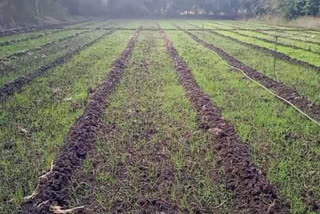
[34,0,40,16]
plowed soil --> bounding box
[161,28,289,214]
[21,29,141,214]
[181,29,320,122]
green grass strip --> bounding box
[167,30,320,214]
[191,30,320,105]
[0,30,133,213]
[0,29,84,59]
[68,30,232,213]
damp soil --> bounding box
[67,31,232,214]
[70,40,181,213]
[160,28,289,214]
[180,29,320,122]
[20,29,141,214]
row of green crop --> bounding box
[216,30,320,66]
[0,29,60,45]
[162,26,320,214]
[0,30,134,213]
[0,29,86,59]
[187,21,320,67]
[68,30,233,213]
[0,20,93,45]
[259,30,320,45]
[0,20,117,59]
[233,30,320,53]
[199,20,320,41]
[0,31,105,88]
[172,21,320,106]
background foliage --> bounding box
[0,0,319,26]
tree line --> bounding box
[0,0,319,26]
[62,0,320,18]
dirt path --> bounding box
[0,30,115,102]
[21,29,141,214]
[179,28,320,123]
[160,28,289,213]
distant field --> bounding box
[0,20,319,214]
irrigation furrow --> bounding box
[282,30,320,41]
[0,30,114,102]
[184,23,320,71]
[207,29,320,72]
[0,29,77,47]
[21,29,141,214]
[231,30,320,54]
[0,20,89,37]
[160,29,288,213]
[258,30,320,46]
[0,33,46,47]
[0,30,89,62]
[180,28,320,122]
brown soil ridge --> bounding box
[180,28,320,122]
[257,30,320,46]
[0,28,75,47]
[0,30,115,102]
[20,28,140,213]
[208,29,320,72]
[69,28,304,32]
[230,30,320,55]
[0,30,89,62]
[73,36,182,213]
[160,29,289,213]
[0,20,89,37]
[184,22,320,72]
[0,34,45,47]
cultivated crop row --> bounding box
[0,26,136,213]
[67,30,232,213]
[159,20,320,213]
[1,20,319,214]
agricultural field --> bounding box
[0,20,319,214]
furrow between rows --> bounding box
[160,28,289,213]
[185,22,320,72]
[0,20,90,37]
[179,28,320,123]
[0,30,89,61]
[257,30,320,46]
[230,30,320,55]
[0,30,115,102]
[21,28,141,214]
[207,29,320,72]
[0,28,81,47]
